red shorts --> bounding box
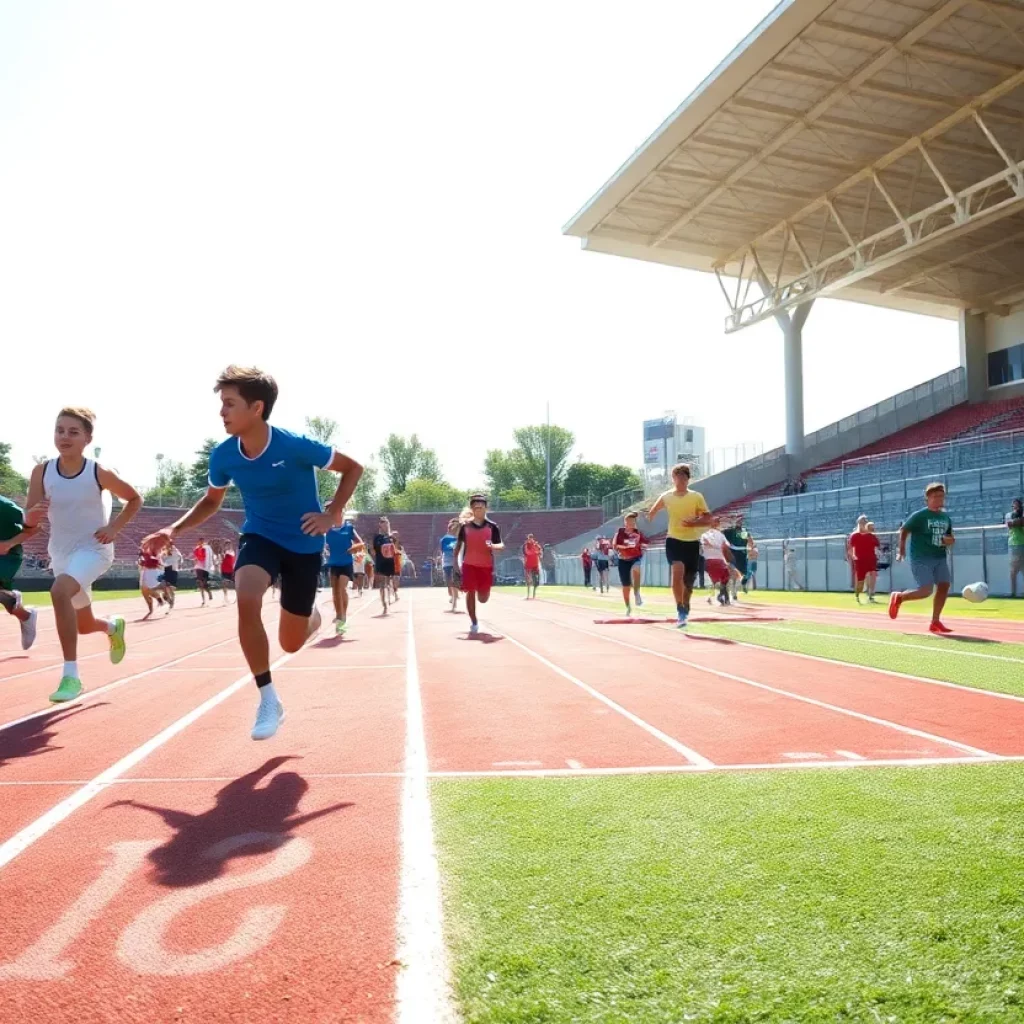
[705,558,730,585]
[854,561,877,582]
[460,563,493,597]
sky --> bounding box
[0,0,960,490]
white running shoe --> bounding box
[252,699,285,740]
[469,622,480,635]
[20,606,38,651]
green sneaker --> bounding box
[335,620,347,636]
[108,616,126,665]
[50,676,83,703]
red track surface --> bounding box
[1,588,1022,1022]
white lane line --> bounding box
[836,749,866,761]
[395,595,457,1024]
[782,752,826,760]
[0,645,300,872]
[510,606,999,759]
[494,761,543,768]
[566,759,583,769]
[483,617,714,768]
[274,664,405,671]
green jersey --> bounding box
[1007,510,1024,548]
[902,507,952,560]
[0,495,26,584]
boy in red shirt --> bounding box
[220,543,237,604]
[613,511,648,615]
[522,533,542,599]
[453,494,504,636]
[847,515,880,604]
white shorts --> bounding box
[140,568,163,591]
[50,547,115,609]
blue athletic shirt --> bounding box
[439,534,457,567]
[208,426,334,555]
[326,523,356,566]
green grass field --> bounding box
[435,764,1024,1023]
[18,589,139,607]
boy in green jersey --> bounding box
[889,482,955,634]
[0,494,40,649]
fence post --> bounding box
[981,526,988,588]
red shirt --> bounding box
[613,528,648,561]
[458,518,502,569]
[139,551,161,570]
[581,550,592,567]
[596,538,612,557]
[221,552,236,574]
[848,531,880,564]
[522,540,542,570]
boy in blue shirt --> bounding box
[143,366,362,740]
[326,516,364,636]
[438,518,460,612]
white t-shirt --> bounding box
[194,544,214,571]
[162,548,183,571]
[701,529,729,562]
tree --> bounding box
[352,458,378,512]
[414,448,444,484]
[188,439,219,493]
[377,434,445,495]
[483,425,575,503]
[390,478,466,512]
[484,449,519,495]
[0,442,28,497]
[496,485,541,510]
[144,459,188,506]
[563,462,642,503]
[305,416,340,506]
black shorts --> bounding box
[221,570,234,585]
[595,559,609,572]
[236,534,322,618]
[731,553,748,574]
[665,539,700,574]
[330,564,354,580]
[375,559,395,579]
[162,568,179,587]
[617,558,641,587]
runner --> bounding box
[453,494,503,636]
[645,463,712,628]
[363,548,375,594]
[160,539,183,609]
[581,546,594,589]
[0,493,40,650]
[219,542,236,603]
[25,406,139,702]
[391,530,404,602]
[612,511,648,615]
[700,520,734,605]
[353,545,366,597]
[138,545,166,618]
[889,482,955,634]
[522,532,542,600]
[372,516,397,615]
[722,516,750,601]
[847,514,880,604]
[746,537,759,591]
[439,518,460,611]
[193,536,215,606]
[326,515,363,635]
[141,365,362,740]
[594,535,612,593]
[1007,498,1024,598]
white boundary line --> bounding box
[483,617,715,768]
[522,593,1024,706]
[395,595,458,1023]
[507,604,1000,759]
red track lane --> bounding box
[519,597,1024,759]
[0,595,404,1023]
[485,597,992,766]
[414,605,695,771]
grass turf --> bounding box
[17,589,141,606]
[540,585,1024,620]
[434,763,1024,1023]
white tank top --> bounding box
[43,459,113,559]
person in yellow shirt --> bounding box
[645,463,714,628]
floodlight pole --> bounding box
[545,402,551,509]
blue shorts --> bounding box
[910,556,950,589]
[443,565,454,582]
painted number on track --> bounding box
[0,832,311,979]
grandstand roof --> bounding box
[564,0,1024,332]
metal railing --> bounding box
[553,523,1023,598]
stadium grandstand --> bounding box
[561,0,1024,593]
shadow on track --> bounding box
[109,756,352,887]
[0,703,108,770]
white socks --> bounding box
[63,661,79,679]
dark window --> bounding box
[988,342,1024,386]
[685,429,694,443]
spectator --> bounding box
[581,547,593,589]
[1008,498,1024,598]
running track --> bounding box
[1,588,1022,1023]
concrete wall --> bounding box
[962,308,1024,403]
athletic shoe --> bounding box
[469,622,480,635]
[336,619,347,636]
[50,676,83,703]
[888,592,902,620]
[252,699,285,741]
[868,596,878,604]
[929,621,953,634]
[108,617,126,664]
[676,609,689,629]
[636,595,644,607]
[20,606,38,651]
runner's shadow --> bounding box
[0,703,107,770]
[108,756,353,887]
[934,635,1001,646]
[314,636,348,649]
[461,632,505,644]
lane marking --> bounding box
[507,604,1000,759]
[494,760,542,768]
[518,594,1024,704]
[395,595,457,1023]
[274,664,405,671]
[566,759,583,769]
[836,749,866,761]
[483,617,714,768]
[782,752,826,760]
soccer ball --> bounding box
[961,581,990,603]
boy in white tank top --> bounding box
[24,407,142,703]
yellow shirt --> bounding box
[662,489,709,542]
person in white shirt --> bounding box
[700,524,734,606]
[160,542,183,609]
[193,537,215,606]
